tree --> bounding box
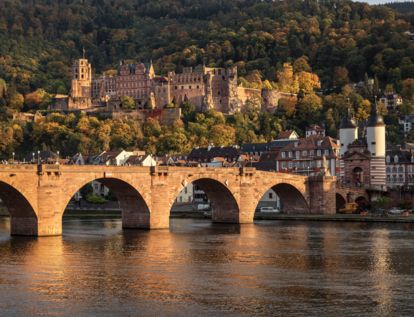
[209,124,236,146]
[401,79,414,100]
[297,93,322,122]
[333,67,349,88]
[120,96,135,110]
[0,78,6,99]
[293,57,312,73]
[8,92,24,110]
[296,71,321,94]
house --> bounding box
[386,146,414,189]
[306,125,325,138]
[380,93,403,111]
[92,150,133,166]
[399,115,414,136]
[275,135,339,176]
[276,130,299,140]
[187,145,241,166]
[125,154,156,166]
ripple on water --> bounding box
[0,217,412,316]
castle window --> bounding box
[197,86,199,89]
[268,192,273,199]
[218,91,221,95]
[181,86,184,90]
[175,86,177,90]
[371,142,376,145]
[222,76,225,80]
[189,86,192,89]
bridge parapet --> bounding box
[0,164,340,236]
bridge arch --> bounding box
[256,182,310,214]
[336,193,346,213]
[0,180,38,235]
[62,177,151,229]
[171,177,240,223]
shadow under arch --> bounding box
[336,193,346,213]
[355,196,368,209]
[172,178,240,223]
[63,177,151,229]
[263,183,309,214]
[0,181,38,235]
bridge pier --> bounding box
[10,216,39,236]
[308,176,336,215]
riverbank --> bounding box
[53,210,414,223]
[3,204,414,223]
[254,212,414,223]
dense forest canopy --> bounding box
[1,0,414,159]
[0,0,413,94]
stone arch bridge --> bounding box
[0,164,341,236]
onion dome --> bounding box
[340,108,357,129]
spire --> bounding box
[340,101,357,129]
[367,97,385,127]
[82,47,86,59]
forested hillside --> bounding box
[0,0,413,94]
[1,0,414,159]
[386,2,414,14]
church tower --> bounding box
[366,101,386,190]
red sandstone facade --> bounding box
[0,165,337,236]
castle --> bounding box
[53,57,295,114]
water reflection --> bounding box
[0,217,414,316]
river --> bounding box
[0,217,413,316]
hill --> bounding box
[386,1,414,13]
[0,0,413,96]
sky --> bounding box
[363,0,407,3]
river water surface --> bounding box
[0,217,414,316]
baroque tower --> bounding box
[366,101,386,190]
[339,109,358,180]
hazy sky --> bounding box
[362,0,406,3]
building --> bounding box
[251,128,339,176]
[69,58,93,109]
[187,145,242,166]
[53,56,294,115]
[274,134,339,176]
[306,125,325,138]
[116,62,155,107]
[379,93,403,111]
[399,115,414,136]
[386,146,414,189]
[339,103,386,191]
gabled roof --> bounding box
[125,154,152,165]
[276,130,298,140]
[95,150,124,163]
[386,149,413,164]
[343,151,371,160]
[187,146,240,161]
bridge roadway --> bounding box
[0,164,346,236]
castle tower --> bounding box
[69,56,92,109]
[366,101,386,190]
[71,58,92,98]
